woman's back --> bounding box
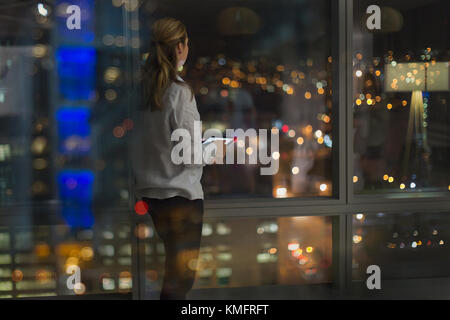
[131,78,203,201]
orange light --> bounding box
[113,126,125,138]
[81,247,94,261]
[36,269,51,283]
[35,243,51,258]
[74,282,86,295]
[135,223,151,239]
[304,125,313,135]
[11,270,23,282]
[230,80,239,88]
[291,248,303,257]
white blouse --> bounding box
[131,75,207,201]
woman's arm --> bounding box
[169,85,216,167]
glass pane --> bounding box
[352,1,450,194]
[0,2,133,207]
[353,212,450,280]
[0,223,133,298]
[0,1,135,298]
[136,0,334,198]
[142,216,333,299]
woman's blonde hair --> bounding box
[142,17,193,111]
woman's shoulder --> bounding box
[165,80,192,102]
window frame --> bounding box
[1,0,450,300]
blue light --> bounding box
[62,206,95,229]
[55,107,91,154]
[58,170,94,203]
[58,170,95,228]
[56,46,96,100]
[274,120,283,129]
[324,135,333,148]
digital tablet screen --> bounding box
[202,137,234,145]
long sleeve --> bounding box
[169,85,215,167]
[131,78,206,201]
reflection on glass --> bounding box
[0,0,135,298]
[353,212,450,280]
[0,1,132,208]
[353,0,450,194]
[142,216,332,297]
[138,0,334,198]
[0,224,133,298]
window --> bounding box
[353,0,450,194]
[0,0,449,300]
[138,0,335,198]
[142,216,332,298]
[0,223,134,298]
[353,211,450,280]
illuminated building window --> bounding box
[98,245,115,257]
[216,223,231,235]
[202,223,213,236]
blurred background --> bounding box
[0,0,448,299]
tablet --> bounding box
[202,137,234,145]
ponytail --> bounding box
[142,18,193,111]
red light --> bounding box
[233,136,237,142]
[134,201,149,215]
[282,125,289,133]
[123,119,134,130]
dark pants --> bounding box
[143,196,204,300]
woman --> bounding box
[131,18,217,300]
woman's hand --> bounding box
[212,141,227,164]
